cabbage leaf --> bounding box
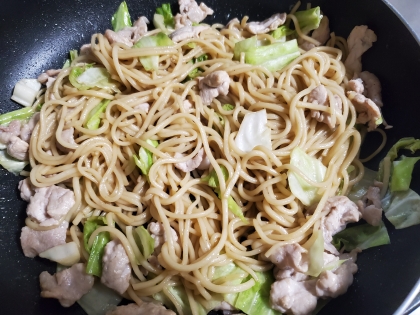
[111,1,132,31]
[288,147,327,206]
[332,223,390,251]
[235,109,271,153]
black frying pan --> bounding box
[1,0,420,314]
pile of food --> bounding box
[2,1,420,314]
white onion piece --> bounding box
[39,241,80,266]
[10,79,41,107]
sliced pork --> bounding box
[101,240,131,295]
[106,303,176,315]
[270,277,317,315]
[105,16,149,47]
[357,186,383,226]
[315,260,358,298]
[269,243,309,273]
[134,103,150,113]
[26,185,75,226]
[359,71,383,107]
[20,112,40,142]
[198,70,230,105]
[0,120,21,145]
[300,16,330,50]
[174,148,209,172]
[39,263,94,307]
[246,13,287,35]
[169,25,209,42]
[37,69,62,88]
[7,135,29,160]
[20,221,68,258]
[345,25,377,76]
[57,127,77,153]
[321,196,361,253]
[18,178,35,202]
[147,222,178,255]
[308,84,342,129]
[176,0,214,28]
[347,90,381,131]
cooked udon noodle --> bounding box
[26,8,365,311]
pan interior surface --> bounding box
[0,0,419,314]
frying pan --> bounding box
[1,0,419,314]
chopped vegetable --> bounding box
[133,226,155,259]
[377,137,420,181]
[11,79,42,107]
[77,281,123,315]
[111,1,132,32]
[0,150,28,175]
[271,25,294,41]
[155,3,174,29]
[234,271,280,315]
[202,165,229,188]
[184,54,209,81]
[75,67,114,90]
[245,40,300,71]
[84,99,111,130]
[306,229,324,277]
[332,223,390,251]
[235,109,271,153]
[213,262,248,305]
[133,139,159,176]
[222,104,235,111]
[384,189,420,229]
[390,156,420,192]
[0,107,35,126]
[83,216,107,253]
[86,231,111,277]
[133,33,174,71]
[346,167,377,202]
[288,147,327,206]
[39,242,80,266]
[234,36,257,60]
[216,191,248,223]
[70,49,78,62]
[293,7,323,34]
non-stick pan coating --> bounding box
[1,0,419,314]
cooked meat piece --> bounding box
[274,267,309,282]
[308,85,328,105]
[347,90,381,131]
[18,177,35,202]
[169,25,209,42]
[39,263,94,307]
[37,69,62,88]
[134,103,150,113]
[300,16,330,50]
[308,85,342,128]
[101,240,131,295]
[178,0,214,24]
[20,112,40,142]
[246,13,287,34]
[105,16,149,47]
[348,78,364,94]
[270,277,317,315]
[198,70,230,105]
[174,148,209,172]
[80,44,92,55]
[147,222,178,255]
[359,71,383,107]
[315,260,358,298]
[106,303,176,315]
[269,243,309,273]
[132,17,149,43]
[322,196,361,253]
[174,13,193,29]
[20,221,68,258]
[7,136,29,160]
[0,120,21,145]
[26,185,75,226]
[344,25,377,76]
[57,127,77,153]
[357,186,383,226]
